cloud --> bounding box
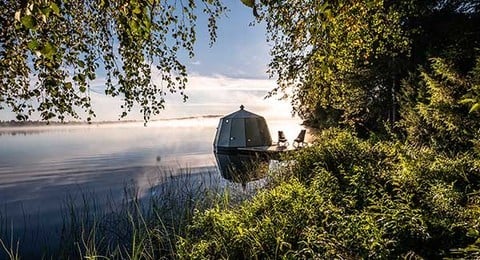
[156,74,295,121]
[1,73,295,122]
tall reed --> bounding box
[1,166,264,259]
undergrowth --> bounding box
[178,129,480,259]
[2,129,479,259]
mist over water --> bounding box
[0,69,301,257]
[0,104,302,256]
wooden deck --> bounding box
[237,144,298,154]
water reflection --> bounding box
[0,120,220,257]
[214,152,271,185]
[0,117,302,257]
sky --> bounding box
[188,1,271,79]
[1,1,295,122]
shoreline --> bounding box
[0,114,223,129]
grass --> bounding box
[0,232,20,260]
[0,165,266,259]
[177,129,480,259]
[4,128,480,258]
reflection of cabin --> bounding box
[214,105,272,152]
[214,106,309,185]
[215,153,267,183]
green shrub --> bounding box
[398,58,480,154]
[178,129,480,259]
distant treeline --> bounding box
[0,120,134,127]
[0,115,222,127]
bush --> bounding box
[398,58,480,154]
[178,129,480,259]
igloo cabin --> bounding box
[214,105,272,152]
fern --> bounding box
[460,57,480,113]
[399,57,480,153]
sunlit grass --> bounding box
[0,166,265,259]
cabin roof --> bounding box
[221,105,264,119]
[214,105,272,149]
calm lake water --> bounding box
[0,116,301,256]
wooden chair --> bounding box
[293,129,307,148]
[277,130,288,147]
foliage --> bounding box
[398,57,480,154]
[258,0,409,131]
[250,0,480,133]
[178,129,480,259]
[461,56,480,113]
[0,0,226,122]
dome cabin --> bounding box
[214,105,272,152]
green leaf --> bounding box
[50,2,60,15]
[325,9,333,20]
[21,15,36,29]
[240,0,255,8]
[133,6,142,15]
[469,103,480,113]
[27,40,40,51]
[40,6,52,16]
[79,86,86,93]
[129,20,139,32]
[460,98,476,104]
[78,74,86,82]
[467,228,480,238]
[41,42,57,59]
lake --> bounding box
[0,116,302,257]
